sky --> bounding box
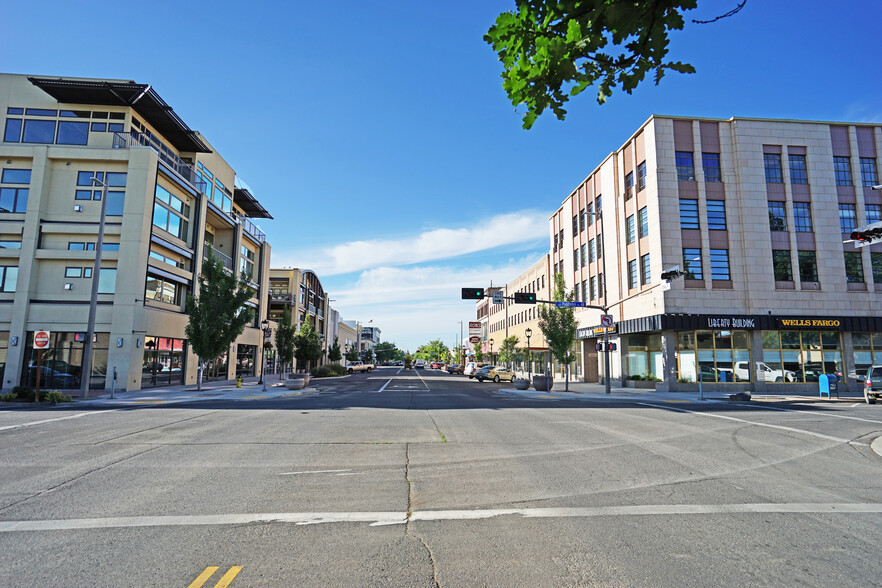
[3,0,882,353]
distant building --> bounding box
[268,268,329,369]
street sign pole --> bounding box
[600,211,611,395]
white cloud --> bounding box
[274,210,549,276]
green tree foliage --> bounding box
[538,273,578,390]
[498,335,520,368]
[345,345,360,363]
[293,315,322,372]
[328,336,342,363]
[362,347,375,364]
[474,343,485,363]
[374,341,398,363]
[485,0,700,129]
[275,307,296,376]
[186,252,255,390]
[416,339,449,362]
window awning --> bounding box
[28,76,210,153]
[233,178,272,219]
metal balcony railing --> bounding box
[202,242,233,272]
[232,210,266,243]
[114,132,207,194]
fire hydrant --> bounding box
[236,377,242,388]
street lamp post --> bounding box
[525,328,532,381]
[80,176,110,398]
[585,208,612,395]
[489,338,494,365]
[261,319,270,392]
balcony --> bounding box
[203,242,233,272]
[232,210,266,243]
[113,132,207,194]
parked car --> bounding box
[26,365,78,388]
[474,365,494,382]
[446,364,463,374]
[345,361,375,374]
[733,361,796,382]
[414,359,425,369]
[463,362,478,378]
[486,366,515,383]
[430,361,443,369]
[864,365,882,404]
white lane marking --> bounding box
[378,379,392,393]
[3,503,881,532]
[743,402,882,425]
[0,410,118,433]
[279,469,352,476]
[852,403,863,408]
[637,402,856,444]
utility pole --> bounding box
[600,211,611,395]
[80,176,110,398]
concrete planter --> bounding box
[532,375,553,391]
[285,374,310,390]
[625,379,658,389]
[512,379,530,390]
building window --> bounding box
[0,240,21,249]
[553,232,558,252]
[98,268,117,294]
[153,184,190,241]
[240,246,255,280]
[677,330,750,383]
[573,248,579,272]
[706,200,726,230]
[628,259,638,289]
[679,199,699,229]
[845,251,864,282]
[764,153,784,183]
[762,330,842,384]
[0,168,30,213]
[578,209,585,231]
[637,162,646,191]
[872,253,882,283]
[626,215,636,244]
[768,201,787,231]
[676,152,695,181]
[572,214,579,235]
[709,249,730,280]
[624,172,634,199]
[684,248,702,279]
[581,280,587,302]
[588,239,595,263]
[861,157,879,187]
[0,266,17,292]
[580,243,587,268]
[834,156,853,186]
[586,202,594,226]
[798,251,818,282]
[640,253,651,285]
[589,276,596,300]
[772,250,793,281]
[76,171,126,215]
[702,152,721,182]
[145,274,181,305]
[789,154,808,184]
[839,204,857,232]
[638,206,649,237]
[596,234,602,259]
[866,204,882,225]
[793,202,813,232]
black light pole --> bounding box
[260,319,270,391]
[80,176,110,398]
[489,338,494,365]
[525,328,532,381]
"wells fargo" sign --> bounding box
[777,318,842,329]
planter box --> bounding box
[532,375,553,391]
[512,379,530,390]
[625,380,658,389]
[285,374,310,390]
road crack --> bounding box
[405,443,440,587]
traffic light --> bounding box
[851,226,882,245]
[513,292,537,304]
[595,342,617,352]
[461,287,485,300]
[660,266,684,281]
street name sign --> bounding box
[555,301,585,308]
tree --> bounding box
[362,347,375,364]
[186,252,254,390]
[538,273,578,390]
[498,335,520,369]
[293,315,322,373]
[474,343,485,363]
[274,307,296,378]
[416,339,449,362]
[345,345,360,363]
[374,341,398,363]
[485,1,744,129]
[328,336,342,363]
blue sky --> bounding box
[4,0,882,353]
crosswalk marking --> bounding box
[187,566,242,587]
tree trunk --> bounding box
[196,359,203,391]
[565,364,570,391]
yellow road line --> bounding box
[131,400,166,404]
[187,566,218,588]
[243,395,267,399]
[537,395,559,398]
[214,566,243,587]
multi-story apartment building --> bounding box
[268,268,330,368]
[487,256,552,372]
[0,73,273,392]
[550,115,882,393]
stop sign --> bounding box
[34,331,50,350]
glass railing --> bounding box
[202,242,233,272]
[114,132,207,194]
[232,211,266,243]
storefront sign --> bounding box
[577,326,616,339]
[777,318,842,330]
[705,316,757,329]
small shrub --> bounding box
[641,370,662,382]
[629,374,643,381]
[45,390,73,404]
[1,392,17,402]
[11,386,33,399]
[310,364,347,378]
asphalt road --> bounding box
[1,366,881,587]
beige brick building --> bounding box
[550,115,882,394]
[0,73,273,392]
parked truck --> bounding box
[346,361,375,374]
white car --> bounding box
[734,361,796,382]
[414,359,425,369]
[463,362,478,378]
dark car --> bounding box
[865,365,882,404]
[26,365,79,389]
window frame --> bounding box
[706,200,727,230]
[764,153,784,183]
[702,152,722,182]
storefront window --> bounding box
[626,334,662,379]
[677,330,750,383]
[852,332,882,379]
[21,331,109,389]
[141,336,186,388]
[236,344,256,378]
[761,330,842,383]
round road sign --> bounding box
[469,336,481,344]
[600,314,614,328]
[34,330,51,350]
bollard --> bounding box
[236,377,242,388]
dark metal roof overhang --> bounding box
[233,186,273,219]
[27,76,211,153]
